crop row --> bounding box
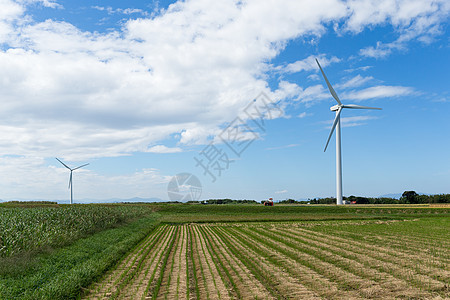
[0,205,153,257]
[83,218,449,299]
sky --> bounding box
[0,0,449,202]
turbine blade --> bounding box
[342,104,382,110]
[324,107,342,152]
[72,163,89,171]
[316,59,342,105]
[68,172,72,189]
[56,157,71,170]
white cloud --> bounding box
[275,189,288,194]
[298,84,330,106]
[344,66,372,73]
[340,115,378,127]
[323,115,378,128]
[0,154,172,200]
[337,74,374,89]
[307,74,320,81]
[92,6,149,16]
[35,0,62,9]
[344,85,415,101]
[282,54,340,74]
[0,0,447,199]
[0,0,442,162]
[147,145,182,153]
[350,0,450,58]
[298,112,313,119]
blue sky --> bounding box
[0,0,449,202]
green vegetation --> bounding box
[0,204,155,257]
[1,202,449,299]
[155,202,449,223]
[0,214,159,299]
[308,191,450,204]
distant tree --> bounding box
[279,199,297,204]
[401,191,419,204]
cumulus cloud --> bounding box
[0,0,447,198]
[92,6,149,16]
[147,145,182,154]
[0,154,172,199]
[349,0,450,58]
[278,54,341,73]
[298,84,330,106]
[0,0,444,161]
[337,75,374,89]
[344,85,415,101]
[282,54,340,74]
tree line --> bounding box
[187,199,258,204]
[184,191,449,205]
[307,191,449,204]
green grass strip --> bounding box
[0,215,159,300]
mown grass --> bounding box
[0,214,159,299]
[155,203,449,223]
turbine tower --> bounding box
[316,59,381,205]
[56,158,89,204]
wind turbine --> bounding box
[316,59,381,205]
[56,158,89,204]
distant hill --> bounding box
[0,197,165,204]
[76,197,165,204]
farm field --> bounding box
[83,216,449,299]
[0,203,448,299]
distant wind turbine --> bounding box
[316,59,381,205]
[56,158,89,204]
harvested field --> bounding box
[83,218,449,299]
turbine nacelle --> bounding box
[330,104,341,111]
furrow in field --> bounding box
[162,224,188,300]
[214,226,327,300]
[86,225,165,298]
[195,225,239,299]
[199,224,272,300]
[120,225,176,299]
[274,226,448,294]
[282,226,450,285]
[138,226,178,299]
[83,225,168,300]
[155,225,182,300]
[188,225,210,300]
[191,224,230,300]
[290,225,448,268]
[186,225,200,299]
[333,229,450,263]
[237,225,381,298]
[246,226,435,299]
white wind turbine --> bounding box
[56,158,89,204]
[316,59,381,205]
